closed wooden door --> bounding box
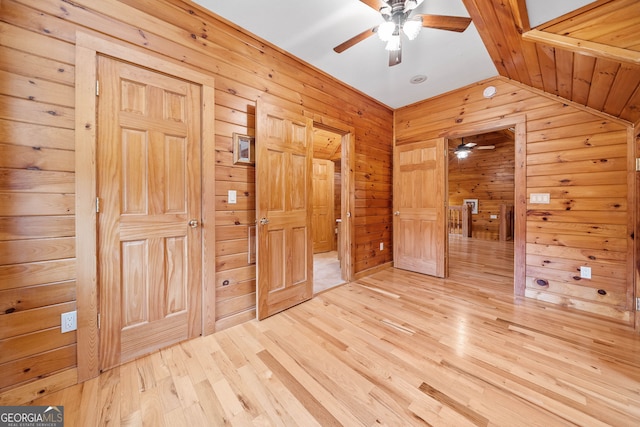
[393,138,447,277]
[97,56,202,370]
[312,158,335,253]
[256,100,313,320]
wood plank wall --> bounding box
[0,0,393,397]
[396,77,633,323]
[448,133,515,240]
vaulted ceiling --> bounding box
[196,0,640,125]
[465,0,640,125]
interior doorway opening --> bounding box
[446,128,516,288]
[311,126,344,294]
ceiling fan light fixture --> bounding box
[385,35,401,51]
[379,4,392,18]
[402,19,422,40]
[455,148,470,159]
[378,21,395,41]
[404,0,423,12]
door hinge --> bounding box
[96,197,100,213]
[96,80,99,96]
[97,313,101,329]
[636,158,640,172]
[636,297,640,312]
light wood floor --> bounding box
[33,237,640,426]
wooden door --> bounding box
[256,100,313,320]
[393,138,447,277]
[97,56,202,370]
[312,158,335,253]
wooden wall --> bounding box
[0,0,393,399]
[396,77,634,323]
[448,132,515,240]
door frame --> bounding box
[75,32,216,381]
[443,116,526,295]
[312,119,355,282]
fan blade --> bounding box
[360,0,384,11]
[476,145,496,150]
[464,142,477,148]
[389,47,402,66]
[334,26,378,53]
[418,14,472,32]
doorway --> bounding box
[312,126,345,294]
[446,128,516,286]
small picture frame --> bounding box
[233,133,255,165]
[463,199,479,214]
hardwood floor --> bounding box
[33,238,640,426]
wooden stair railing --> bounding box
[448,204,472,237]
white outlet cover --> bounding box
[580,266,592,279]
[228,190,237,204]
[61,311,77,333]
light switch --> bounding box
[580,266,591,279]
[530,193,550,204]
[228,190,237,204]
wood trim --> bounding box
[75,41,99,382]
[201,84,217,336]
[508,0,530,32]
[634,128,639,331]
[522,29,640,66]
[75,31,217,380]
[442,115,527,296]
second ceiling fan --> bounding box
[334,0,472,66]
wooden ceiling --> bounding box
[313,128,342,161]
[462,0,640,126]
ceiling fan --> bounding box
[453,141,495,159]
[333,0,472,66]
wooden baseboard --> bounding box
[353,261,393,280]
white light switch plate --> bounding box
[228,190,237,204]
[530,193,550,204]
[580,266,591,279]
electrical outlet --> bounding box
[580,266,591,279]
[61,310,77,333]
[379,242,384,251]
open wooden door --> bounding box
[393,138,447,277]
[312,158,335,253]
[256,100,314,320]
[97,56,202,370]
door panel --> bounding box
[393,138,447,277]
[312,158,335,253]
[97,56,202,370]
[256,101,313,320]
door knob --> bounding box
[260,217,269,225]
[188,219,199,228]
[394,211,400,216]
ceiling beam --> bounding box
[522,29,640,66]
[507,0,530,33]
